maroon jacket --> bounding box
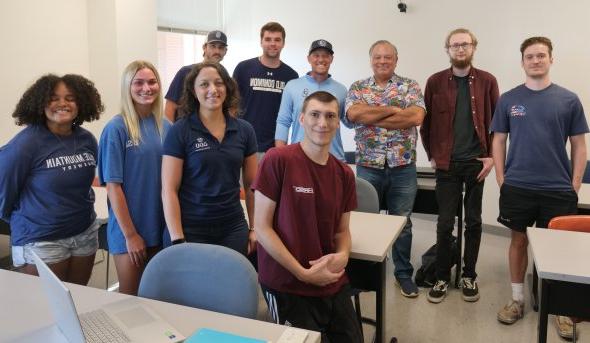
[420,67,499,171]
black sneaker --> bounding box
[460,277,480,302]
[427,280,448,303]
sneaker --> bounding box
[460,277,480,302]
[497,300,524,324]
[427,280,449,303]
[555,316,575,340]
[397,278,419,298]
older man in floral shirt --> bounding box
[346,40,426,297]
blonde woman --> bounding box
[97,60,170,295]
[162,62,257,256]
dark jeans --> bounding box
[357,163,417,280]
[184,216,249,256]
[435,160,484,281]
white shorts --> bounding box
[12,219,100,267]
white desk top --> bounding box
[578,183,589,209]
[527,227,590,284]
[0,269,319,343]
[348,211,406,262]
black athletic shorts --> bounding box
[261,284,362,343]
[498,183,578,232]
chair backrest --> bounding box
[548,215,590,233]
[138,243,259,319]
[355,177,379,214]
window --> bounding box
[157,29,207,96]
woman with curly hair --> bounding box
[162,62,257,256]
[0,74,103,285]
[97,60,170,295]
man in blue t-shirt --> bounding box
[492,37,588,332]
[275,39,349,161]
[164,30,228,121]
[233,22,298,154]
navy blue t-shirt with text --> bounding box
[233,57,298,152]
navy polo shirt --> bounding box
[163,113,257,228]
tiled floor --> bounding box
[2,215,588,342]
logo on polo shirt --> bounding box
[194,137,210,152]
[293,185,314,194]
[125,139,139,148]
[302,88,309,98]
[509,105,526,117]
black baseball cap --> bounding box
[309,39,334,54]
[206,30,227,46]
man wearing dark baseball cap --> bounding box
[275,39,350,161]
[165,30,228,121]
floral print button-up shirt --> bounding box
[345,74,425,169]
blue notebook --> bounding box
[185,328,267,343]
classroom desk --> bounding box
[0,269,320,343]
[347,211,406,343]
[240,201,405,343]
[527,228,590,343]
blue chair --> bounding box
[583,161,590,183]
[138,243,259,319]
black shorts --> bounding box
[498,184,578,232]
[261,284,362,343]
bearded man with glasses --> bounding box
[420,28,499,304]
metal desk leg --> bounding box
[375,260,387,343]
[532,265,539,311]
[538,278,549,343]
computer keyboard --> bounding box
[80,309,131,343]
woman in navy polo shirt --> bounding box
[97,60,170,295]
[162,62,257,256]
[0,74,103,285]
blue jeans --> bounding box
[357,163,417,280]
[184,216,249,256]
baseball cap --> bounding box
[206,30,227,46]
[309,39,334,55]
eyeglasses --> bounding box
[448,43,473,51]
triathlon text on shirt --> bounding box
[250,78,286,93]
[45,153,96,171]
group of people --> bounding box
[0,19,587,342]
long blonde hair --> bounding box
[120,60,164,144]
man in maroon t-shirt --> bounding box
[252,91,362,342]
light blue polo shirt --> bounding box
[275,73,350,161]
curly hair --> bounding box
[177,62,239,119]
[12,74,104,127]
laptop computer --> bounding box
[31,251,185,343]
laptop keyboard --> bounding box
[80,309,131,343]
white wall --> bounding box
[0,0,157,142]
[222,0,590,227]
[0,0,90,140]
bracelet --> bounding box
[171,238,186,245]
[249,227,255,231]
